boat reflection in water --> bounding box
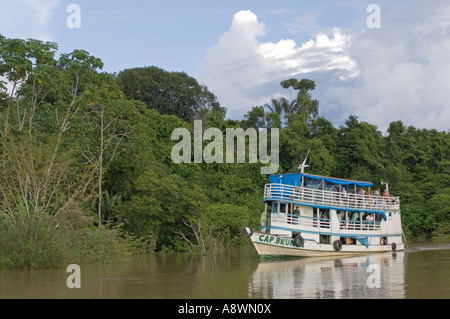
[248,252,405,299]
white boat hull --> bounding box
[248,230,404,258]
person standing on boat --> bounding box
[364,213,374,229]
[357,188,365,207]
[340,186,348,206]
[374,188,381,205]
[374,188,381,196]
[293,206,300,224]
[390,194,397,205]
[383,189,390,207]
[350,211,359,229]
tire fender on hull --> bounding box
[391,242,397,252]
[333,240,342,251]
[293,235,304,247]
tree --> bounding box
[116,66,225,122]
[69,70,133,226]
[335,116,384,180]
[280,78,319,124]
[242,106,266,129]
[264,97,289,127]
[0,36,58,135]
[0,36,139,268]
[0,38,98,224]
[120,168,209,251]
[90,190,122,225]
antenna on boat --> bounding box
[298,149,310,173]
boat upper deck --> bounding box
[264,173,400,212]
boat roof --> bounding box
[269,173,374,188]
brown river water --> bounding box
[1,241,449,299]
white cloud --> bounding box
[322,0,450,132]
[199,3,450,132]
[0,0,60,41]
[197,10,358,119]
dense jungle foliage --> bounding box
[1,35,449,268]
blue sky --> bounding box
[1,0,450,132]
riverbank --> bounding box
[0,213,136,269]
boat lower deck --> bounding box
[248,230,404,258]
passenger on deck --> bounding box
[374,188,381,205]
[319,210,330,228]
[293,206,300,225]
[366,190,374,206]
[383,189,390,206]
[339,211,348,229]
[363,213,374,230]
[365,213,374,224]
[390,194,397,204]
[350,212,359,229]
[340,186,348,205]
[357,189,365,207]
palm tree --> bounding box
[91,190,123,226]
[264,97,292,125]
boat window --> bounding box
[278,203,292,214]
[320,235,330,244]
[319,209,330,219]
[303,176,347,191]
[313,207,320,218]
[304,178,321,189]
[272,203,278,213]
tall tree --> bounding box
[0,36,58,135]
[0,38,99,228]
[280,78,319,124]
[116,66,225,122]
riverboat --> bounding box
[245,166,405,258]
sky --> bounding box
[1,0,449,132]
